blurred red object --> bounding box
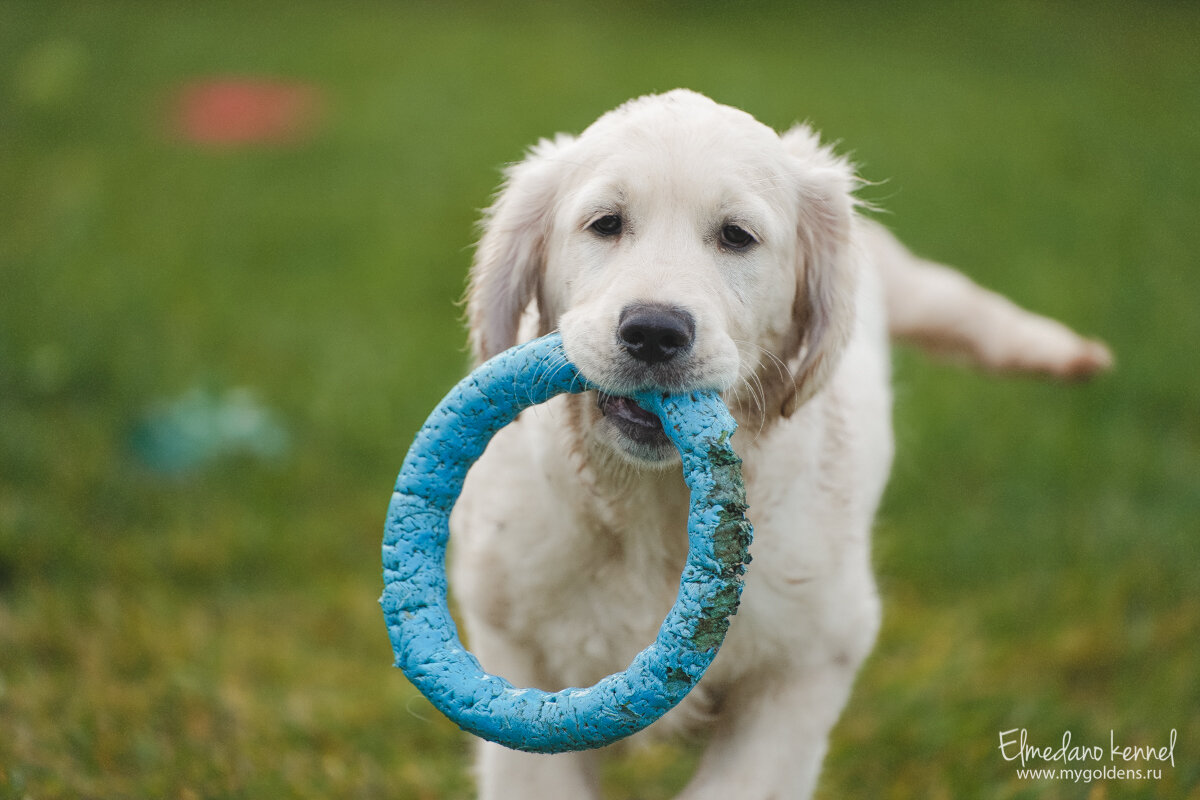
[173,78,320,146]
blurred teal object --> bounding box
[130,385,289,475]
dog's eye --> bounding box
[719,224,756,250]
[590,214,623,237]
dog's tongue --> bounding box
[597,392,662,430]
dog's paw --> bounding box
[1055,337,1114,380]
[997,323,1114,381]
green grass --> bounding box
[2,1,1198,797]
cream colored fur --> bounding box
[449,90,1110,799]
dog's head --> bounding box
[467,90,859,464]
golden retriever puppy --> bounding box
[449,89,1110,799]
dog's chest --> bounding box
[535,489,693,687]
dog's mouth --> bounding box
[596,391,670,448]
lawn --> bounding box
[1,1,1198,798]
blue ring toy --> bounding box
[381,332,753,753]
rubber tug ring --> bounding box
[381,332,753,753]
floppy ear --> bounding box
[779,124,860,416]
[466,133,575,363]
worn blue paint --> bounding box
[381,332,753,753]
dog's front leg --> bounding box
[464,623,602,800]
[476,743,600,800]
[674,661,861,800]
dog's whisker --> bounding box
[734,338,799,396]
[523,348,569,407]
[738,371,769,444]
[747,374,769,442]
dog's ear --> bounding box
[779,124,859,416]
[466,134,575,363]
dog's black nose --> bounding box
[618,304,695,364]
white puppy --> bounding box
[449,89,1110,799]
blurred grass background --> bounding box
[1,1,1197,798]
